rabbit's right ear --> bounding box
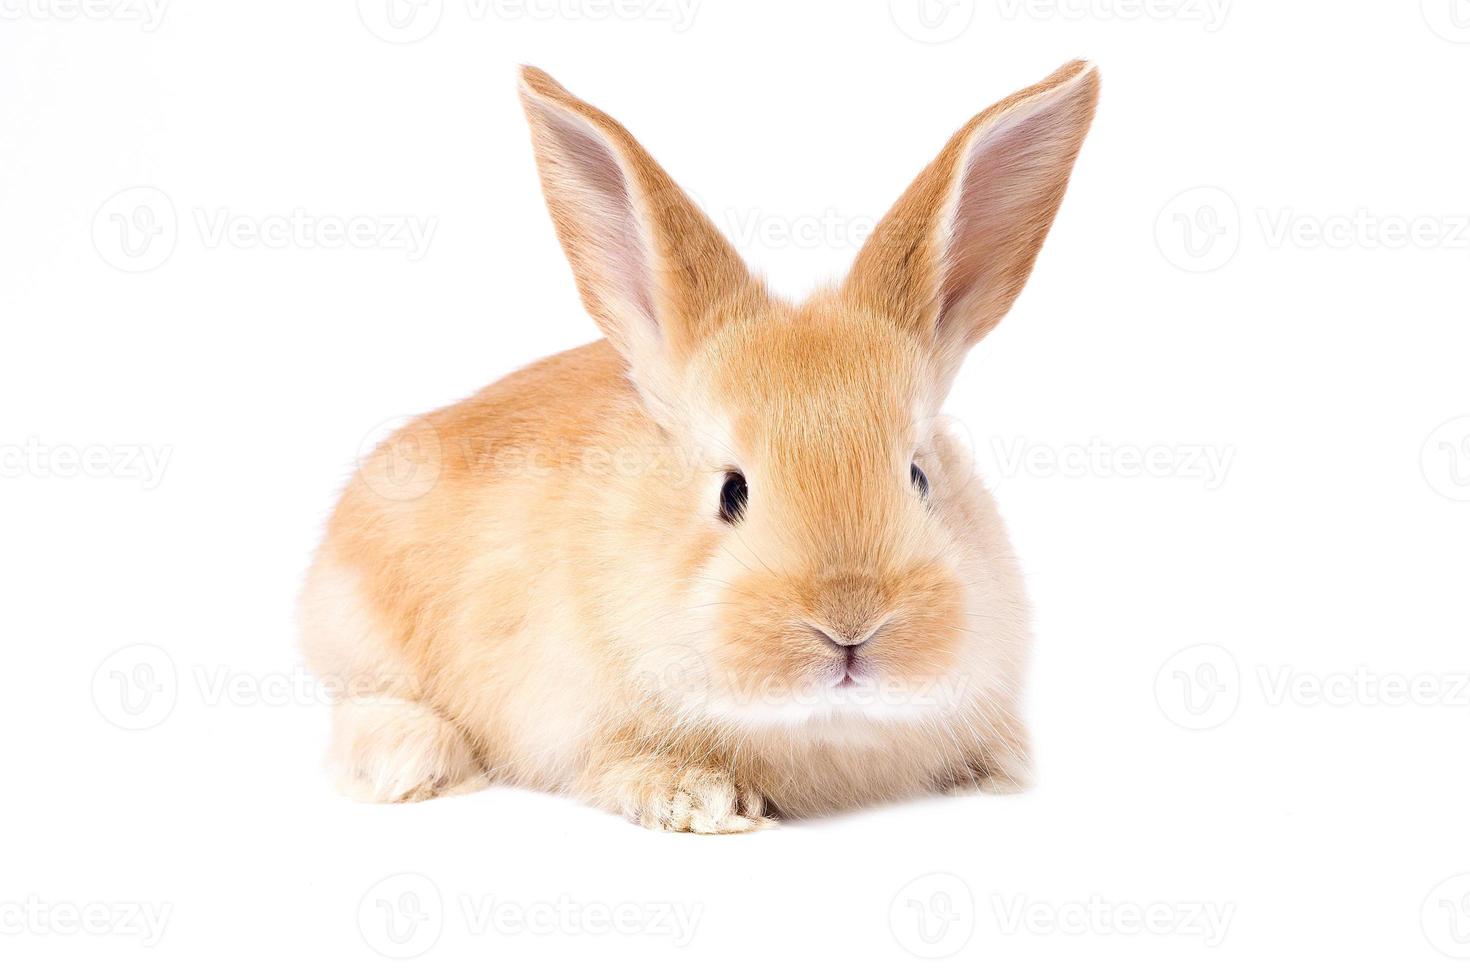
[518,67,763,405]
[844,61,1099,395]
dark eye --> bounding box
[910,462,930,498]
[719,471,748,523]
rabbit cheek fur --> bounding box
[300,61,1098,832]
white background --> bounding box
[3,0,1469,976]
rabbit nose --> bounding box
[810,624,864,652]
[809,570,891,644]
[808,621,887,654]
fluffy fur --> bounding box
[300,62,1099,832]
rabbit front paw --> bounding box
[592,758,775,834]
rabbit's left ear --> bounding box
[519,67,764,407]
[844,61,1099,389]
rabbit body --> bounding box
[301,61,1098,832]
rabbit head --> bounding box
[518,62,1098,726]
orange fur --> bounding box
[300,62,1099,831]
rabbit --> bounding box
[299,60,1099,832]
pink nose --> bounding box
[809,619,886,654]
[808,571,890,643]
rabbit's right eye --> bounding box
[719,471,748,524]
[910,462,930,498]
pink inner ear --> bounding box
[938,91,1084,339]
[537,105,658,328]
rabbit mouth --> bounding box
[808,620,887,690]
[693,661,969,728]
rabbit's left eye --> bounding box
[910,462,930,498]
[719,471,748,523]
